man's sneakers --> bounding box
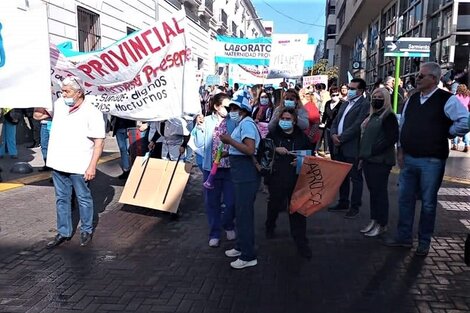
[80,232,93,247]
[225,248,242,257]
[208,238,219,247]
[230,258,257,269]
[226,230,236,241]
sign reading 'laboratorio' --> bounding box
[51,11,200,120]
[214,35,271,66]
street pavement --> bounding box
[0,143,469,313]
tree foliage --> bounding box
[308,59,339,78]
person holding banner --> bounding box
[329,78,370,219]
[264,108,313,259]
[358,88,399,237]
[268,88,309,133]
[219,90,261,270]
[46,76,105,248]
[191,93,237,247]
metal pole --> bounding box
[162,153,182,204]
[133,151,153,199]
[393,56,400,113]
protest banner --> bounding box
[267,34,308,79]
[302,75,329,88]
[228,64,282,86]
[290,156,352,217]
[50,11,200,120]
[205,74,221,86]
[0,0,52,109]
[214,35,271,66]
[119,157,192,213]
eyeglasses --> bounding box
[415,73,433,79]
[348,87,357,90]
[331,93,339,96]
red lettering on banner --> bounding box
[100,53,119,71]
[122,41,138,62]
[89,60,110,77]
[108,44,130,66]
[141,29,161,53]
[162,21,178,43]
[172,18,185,34]
[128,36,149,60]
[152,27,166,47]
[78,64,95,80]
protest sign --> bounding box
[119,157,192,213]
[290,156,352,217]
[205,74,221,86]
[51,11,200,120]
[228,64,282,86]
[215,35,271,66]
[0,0,52,109]
[302,75,329,88]
[267,34,308,79]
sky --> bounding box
[252,0,326,44]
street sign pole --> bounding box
[393,56,400,113]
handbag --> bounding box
[242,120,276,176]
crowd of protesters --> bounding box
[1,62,469,269]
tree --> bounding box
[309,59,339,79]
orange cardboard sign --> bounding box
[290,156,352,217]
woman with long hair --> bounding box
[358,87,399,237]
[191,93,237,247]
[252,89,274,123]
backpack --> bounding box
[243,120,275,176]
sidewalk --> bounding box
[0,156,469,313]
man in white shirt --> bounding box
[46,76,106,248]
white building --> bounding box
[43,0,266,79]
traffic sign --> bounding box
[384,37,431,57]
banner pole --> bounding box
[393,56,400,113]
[133,149,153,199]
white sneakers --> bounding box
[225,249,257,269]
[230,258,257,269]
[360,220,377,233]
[225,248,241,257]
[226,230,236,241]
[208,238,219,247]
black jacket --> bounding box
[322,99,344,129]
[266,126,311,192]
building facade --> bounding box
[331,0,470,86]
[44,0,266,79]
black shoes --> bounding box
[328,203,349,212]
[118,170,130,180]
[27,142,40,148]
[46,234,71,249]
[344,208,359,219]
[415,245,430,257]
[80,232,93,247]
[383,237,413,248]
[38,166,51,172]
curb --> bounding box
[0,153,120,193]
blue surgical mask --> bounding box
[347,89,357,99]
[260,98,269,106]
[64,97,75,107]
[284,100,296,108]
[229,111,241,122]
[279,120,293,130]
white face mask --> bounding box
[229,111,241,122]
[331,96,340,102]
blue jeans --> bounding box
[397,154,446,247]
[52,170,94,237]
[0,119,17,157]
[203,168,235,239]
[40,123,50,161]
[453,133,470,146]
[116,128,130,171]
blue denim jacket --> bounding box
[191,114,236,172]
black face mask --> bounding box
[371,99,385,110]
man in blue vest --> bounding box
[385,62,469,256]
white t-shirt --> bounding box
[47,97,106,174]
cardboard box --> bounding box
[119,157,192,213]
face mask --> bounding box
[347,89,357,99]
[229,111,241,122]
[331,96,340,102]
[284,100,296,108]
[217,106,227,118]
[64,97,75,107]
[260,98,269,106]
[279,120,293,130]
[371,99,385,110]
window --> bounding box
[77,6,101,52]
[328,5,335,15]
[220,9,227,26]
[197,57,203,70]
[231,21,237,35]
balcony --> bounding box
[198,0,213,21]
[183,0,201,7]
[216,9,228,33]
